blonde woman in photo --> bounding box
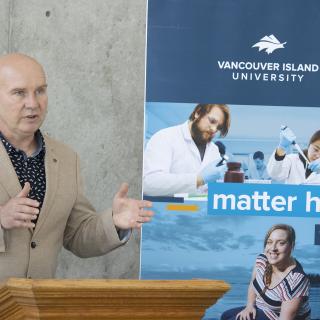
[221,224,310,320]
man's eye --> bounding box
[14,91,25,96]
[36,88,46,95]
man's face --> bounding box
[191,107,225,144]
[0,59,48,139]
[254,158,264,170]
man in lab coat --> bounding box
[143,104,230,196]
[248,151,270,180]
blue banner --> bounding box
[142,1,320,319]
[208,183,320,217]
[147,0,320,106]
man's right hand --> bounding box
[198,159,227,186]
[0,182,39,229]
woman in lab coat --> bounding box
[267,128,320,184]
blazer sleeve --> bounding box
[0,227,5,252]
[63,153,129,258]
[0,184,7,252]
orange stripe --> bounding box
[166,204,199,212]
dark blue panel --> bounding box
[143,195,184,203]
[146,0,320,106]
[315,224,320,245]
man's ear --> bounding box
[194,112,199,120]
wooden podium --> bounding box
[0,278,230,320]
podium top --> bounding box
[0,278,230,320]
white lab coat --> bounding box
[143,121,221,196]
[267,150,320,184]
[248,164,270,180]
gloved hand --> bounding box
[278,126,296,151]
[308,158,320,173]
[199,160,227,184]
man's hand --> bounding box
[112,183,154,230]
[0,182,40,229]
[198,159,227,186]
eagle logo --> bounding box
[252,35,286,54]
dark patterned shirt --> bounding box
[0,131,46,224]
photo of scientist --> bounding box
[221,224,311,320]
[248,151,270,180]
[143,104,230,196]
[267,127,320,184]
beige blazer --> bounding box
[0,135,125,281]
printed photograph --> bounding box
[141,102,320,319]
[141,212,320,319]
[143,102,320,198]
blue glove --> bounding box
[200,160,227,184]
[308,158,320,173]
[279,126,296,151]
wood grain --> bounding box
[0,278,230,319]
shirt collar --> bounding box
[0,130,45,159]
[182,120,193,142]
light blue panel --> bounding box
[208,183,320,217]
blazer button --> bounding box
[31,241,37,249]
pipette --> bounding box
[281,125,310,165]
[293,142,310,165]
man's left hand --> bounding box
[112,183,154,230]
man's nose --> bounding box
[210,124,218,133]
[25,93,39,109]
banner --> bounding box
[141,1,320,319]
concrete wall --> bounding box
[1,0,147,278]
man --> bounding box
[0,53,153,280]
[143,104,230,196]
[249,151,270,180]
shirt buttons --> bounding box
[30,241,37,249]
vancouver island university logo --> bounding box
[217,33,319,83]
[252,34,286,54]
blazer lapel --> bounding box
[33,135,59,235]
[0,141,21,198]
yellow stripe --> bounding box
[166,204,199,212]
